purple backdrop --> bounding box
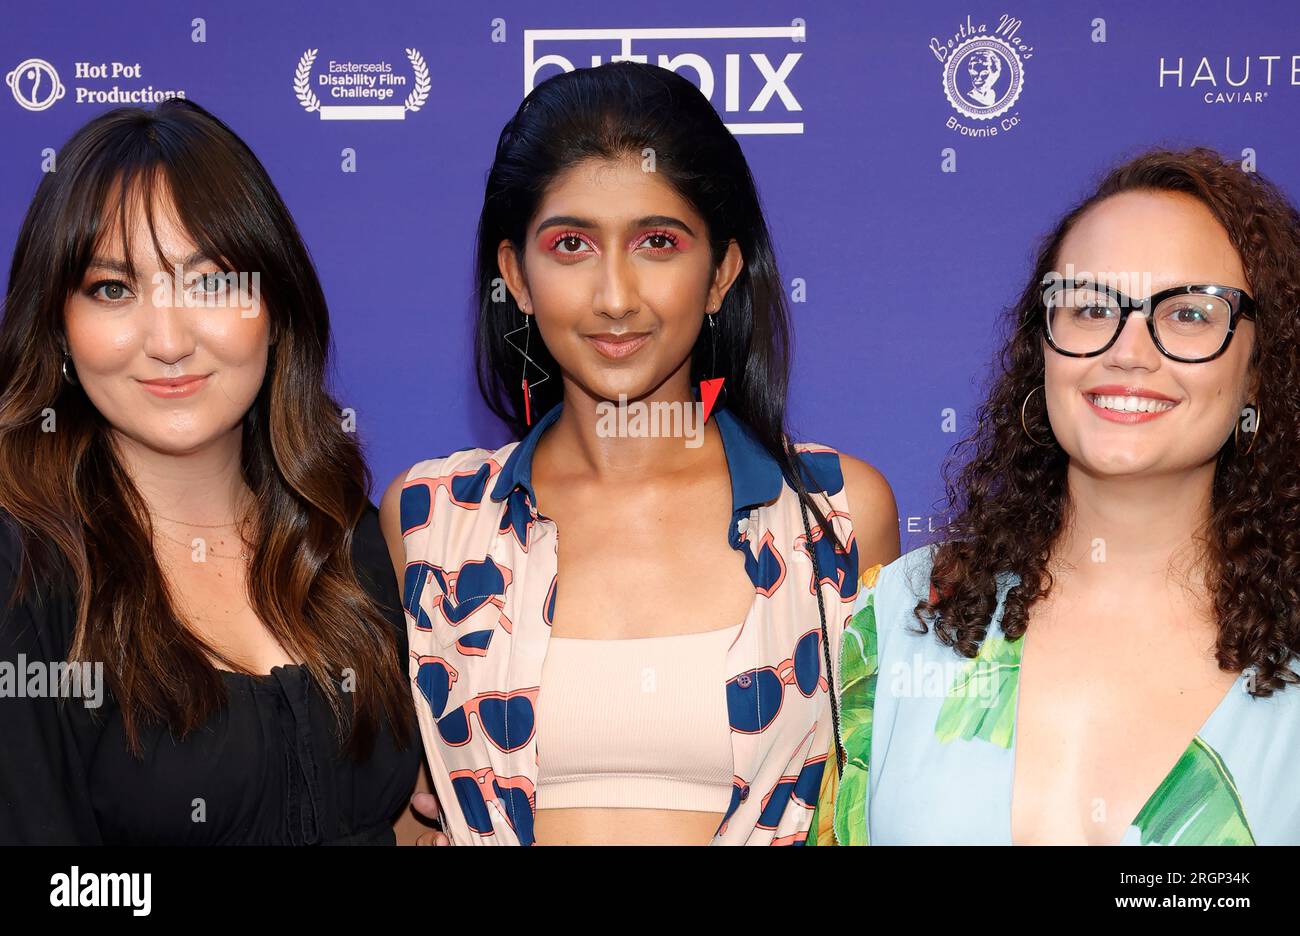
[4,0,1298,549]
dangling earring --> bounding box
[707,310,717,376]
[1020,384,1054,447]
[60,352,78,386]
[503,306,549,427]
[1234,402,1261,456]
[698,309,725,423]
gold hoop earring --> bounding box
[1020,384,1053,448]
[1234,402,1261,456]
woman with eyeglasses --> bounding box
[818,147,1300,845]
[380,61,900,845]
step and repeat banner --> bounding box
[3,0,1297,547]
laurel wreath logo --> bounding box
[294,49,320,112]
[294,48,428,116]
[404,48,430,112]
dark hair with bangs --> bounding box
[0,98,413,755]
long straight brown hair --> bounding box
[0,98,413,755]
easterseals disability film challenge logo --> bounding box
[293,49,430,120]
[930,13,1033,138]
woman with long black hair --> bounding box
[0,99,421,844]
[382,61,898,845]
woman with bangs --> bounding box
[0,99,421,844]
[823,147,1300,846]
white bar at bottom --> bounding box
[318,105,407,120]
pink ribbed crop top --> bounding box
[535,624,741,813]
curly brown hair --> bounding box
[921,146,1300,696]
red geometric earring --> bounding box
[699,310,725,423]
[504,307,549,427]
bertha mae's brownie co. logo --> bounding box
[930,13,1032,138]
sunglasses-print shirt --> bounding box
[397,403,860,845]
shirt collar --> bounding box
[489,402,563,505]
[488,402,785,516]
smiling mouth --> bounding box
[1083,391,1179,422]
[1085,393,1178,414]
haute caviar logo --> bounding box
[929,12,1033,138]
[293,49,430,120]
[1158,53,1300,105]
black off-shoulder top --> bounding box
[0,504,421,845]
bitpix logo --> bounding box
[930,13,1033,138]
[7,57,65,111]
[524,25,806,136]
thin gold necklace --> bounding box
[153,512,246,529]
[153,526,251,561]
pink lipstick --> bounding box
[585,332,651,361]
[137,374,210,398]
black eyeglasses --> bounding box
[1042,279,1256,363]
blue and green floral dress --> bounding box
[816,545,1300,845]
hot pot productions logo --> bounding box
[7,57,185,112]
[929,13,1033,138]
[7,58,63,111]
